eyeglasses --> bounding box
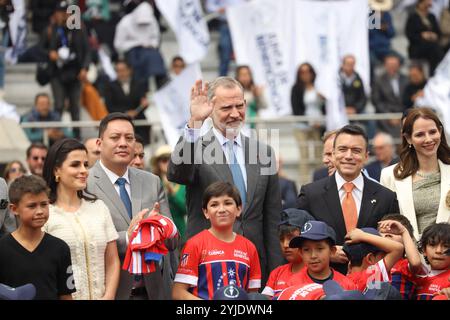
[9,168,25,173]
[32,156,46,161]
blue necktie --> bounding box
[116,178,132,219]
[227,141,246,208]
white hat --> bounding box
[369,0,393,11]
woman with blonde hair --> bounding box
[380,107,450,240]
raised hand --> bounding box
[378,220,406,235]
[344,228,365,244]
[188,80,213,129]
[127,208,149,240]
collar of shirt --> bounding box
[99,160,130,187]
[212,126,243,148]
[335,170,364,193]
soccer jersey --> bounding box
[288,266,357,290]
[390,258,417,300]
[277,282,325,300]
[414,268,450,300]
[262,263,298,297]
[347,259,390,292]
[174,230,261,300]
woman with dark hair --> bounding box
[380,107,450,240]
[235,65,267,128]
[2,160,26,185]
[42,138,120,300]
[290,62,325,184]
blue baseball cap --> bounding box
[363,282,403,300]
[213,284,249,300]
[323,280,366,300]
[279,208,315,229]
[289,220,336,248]
[343,228,385,262]
[0,283,36,300]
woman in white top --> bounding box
[380,107,450,240]
[43,138,120,300]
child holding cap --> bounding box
[378,214,423,299]
[172,182,261,300]
[0,176,75,300]
[343,227,404,291]
[261,208,313,298]
[287,220,356,290]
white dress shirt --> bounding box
[335,171,364,217]
[99,160,131,198]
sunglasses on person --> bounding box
[9,167,25,173]
[32,156,46,161]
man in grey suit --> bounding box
[371,53,408,138]
[0,178,17,236]
[87,113,176,300]
[167,77,284,282]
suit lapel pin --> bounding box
[371,199,377,204]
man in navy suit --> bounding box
[313,130,338,181]
[297,125,399,274]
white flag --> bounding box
[155,0,209,64]
[5,0,27,64]
[416,49,450,137]
[153,63,202,148]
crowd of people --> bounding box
[0,0,448,301]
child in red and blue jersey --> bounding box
[261,208,313,299]
[414,223,450,300]
[378,214,423,300]
[172,182,261,300]
[343,227,404,292]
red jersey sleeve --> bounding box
[174,237,201,286]
[248,241,261,289]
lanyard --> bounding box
[57,27,68,47]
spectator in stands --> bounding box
[368,0,396,79]
[114,1,168,89]
[235,65,267,128]
[26,143,48,177]
[84,137,100,168]
[371,53,408,138]
[21,93,71,145]
[151,144,187,246]
[313,130,338,182]
[129,134,145,170]
[380,107,450,240]
[402,63,427,109]
[339,55,367,116]
[170,55,186,77]
[291,62,325,184]
[103,60,151,145]
[48,1,91,140]
[3,160,26,185]
[365,132,396,182]
[205,0,245,76]
[405,0,443,76]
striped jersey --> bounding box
[262,263,298,298]
[390,258,417,300]
[414,268,450,300]
[174,230,261,300]
[288,266,357,290]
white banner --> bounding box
[5,0,27,64]
[155,0,210,64]
[227,0,293,118]
[228,0,368,129]
[153,63,202,148]
[416,49,450,138]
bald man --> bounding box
[84,138,100,168]
[365,132,397,181]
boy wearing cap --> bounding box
[172,182,261,300]
[261,209,313,298]
[0,176,75,299]
[343,227,404,291]
[287,220,356,290]
[378,214,423,299]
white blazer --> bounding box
[380,160,450,240]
